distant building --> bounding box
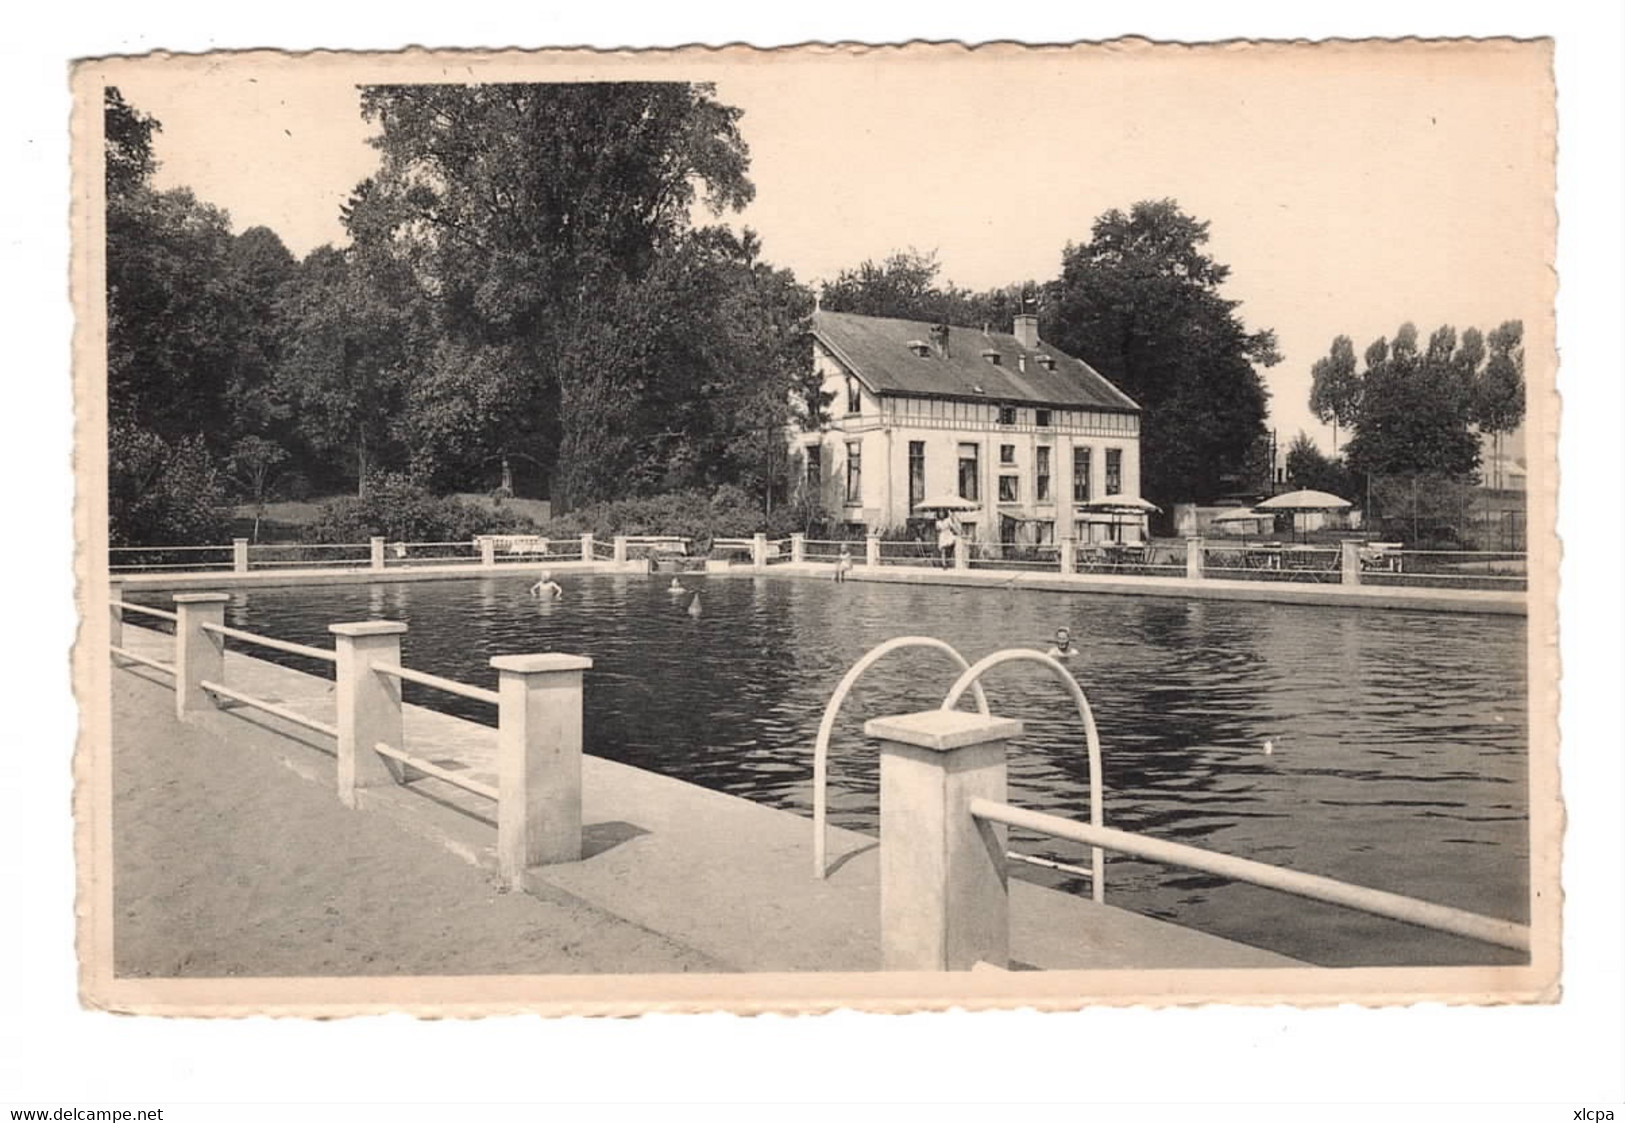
[793,310,1145,545]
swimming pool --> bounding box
[175,573,1530,968]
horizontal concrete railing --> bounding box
[107,587,592,891]
[109,534,1527,592]
[865,706,1532,971]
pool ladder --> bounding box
[812,637,1106,900]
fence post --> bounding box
[613,536,628,563]
[1058,537,1076,576]
[791,532,806,564]
[865,533,881,568]
[370,537,386,571]
[233,538,249,574]
[580,533,594,562]
[1341,540,1362,586]
[954,535,970,571]
[108,579,125,648]
[1186,536,1205,580]
[479,536,496,567]
[865,709,1022,971]
[491,653,593,885]
[172,593,229,721]
[752,532,768,570]
[329,621,408,808]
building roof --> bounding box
[812,310,1140,413]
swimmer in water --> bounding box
[668,577,687,593]
[1047,626,1076,659]
[530,571,564,599]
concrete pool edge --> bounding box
[112,557,1526,616]
[108,624,1305,975]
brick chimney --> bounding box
[1012,313,1039,350]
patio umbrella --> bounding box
[1077,496,1161,542]
[1255,489,1352,541]
[913,493,981,513]
[1211,506,1268,536]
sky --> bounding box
[111,42,1551,454]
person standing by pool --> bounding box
[1047,627,1076,659]
[834,544,853,583]
[936,509,961,566]
[530,571,564,599]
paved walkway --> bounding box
[113,624,1300,972]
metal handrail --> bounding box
[110,600,178,623]
[201,679,338,739]
[968,798,1530,953]
[248,542,372,552]
[373,741,498,801]
[940,649,1107,902]
[110,562,235,571]
[199,621,337,664]
[110,544,231,553]
[371,662,499,706]
[812,637,990,879]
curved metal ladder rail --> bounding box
[939,649,1107,903]
[812,637,990,878]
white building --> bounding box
[794,310,1145,545]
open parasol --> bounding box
[913,493,981,513]
[1255,489,1353,541]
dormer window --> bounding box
[1036,354,1057,371]
[907,339,931,358]
[980,348,1002,366]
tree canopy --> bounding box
[1041,199,1279,504]
[1305,320,1526,484]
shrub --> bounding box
[109,426,230,547]
[302,472,539,544]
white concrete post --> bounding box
[173,592,229,721]
[866,709,1022,971]
[791,533,806,564]
[1186,537,1205,580]
[1341,540,1362,586]
[579,532,594,561]
[480,537,496,567]
[329,621,407,808]
[954,534,970,571]
[233,538,249,573]
[865,533,881,568]
[370,537,386,571]
[1059,537,1077,576]
[491,653,593,884]
[752,532,769,570]
[108,579,124,648]
[613,536,628,563]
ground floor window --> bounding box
[957,442,980,502]
[845,441,862,504]
[908,440,925,510]
[1036,445,1052,501]
[1035,520,1055,545]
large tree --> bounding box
[350,82,756,510]
[818,247,1034,332]
[1310,319,1524,488]
[1042,199,1279,505]
[275,244,420,495]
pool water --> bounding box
[191,573,1529,968]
